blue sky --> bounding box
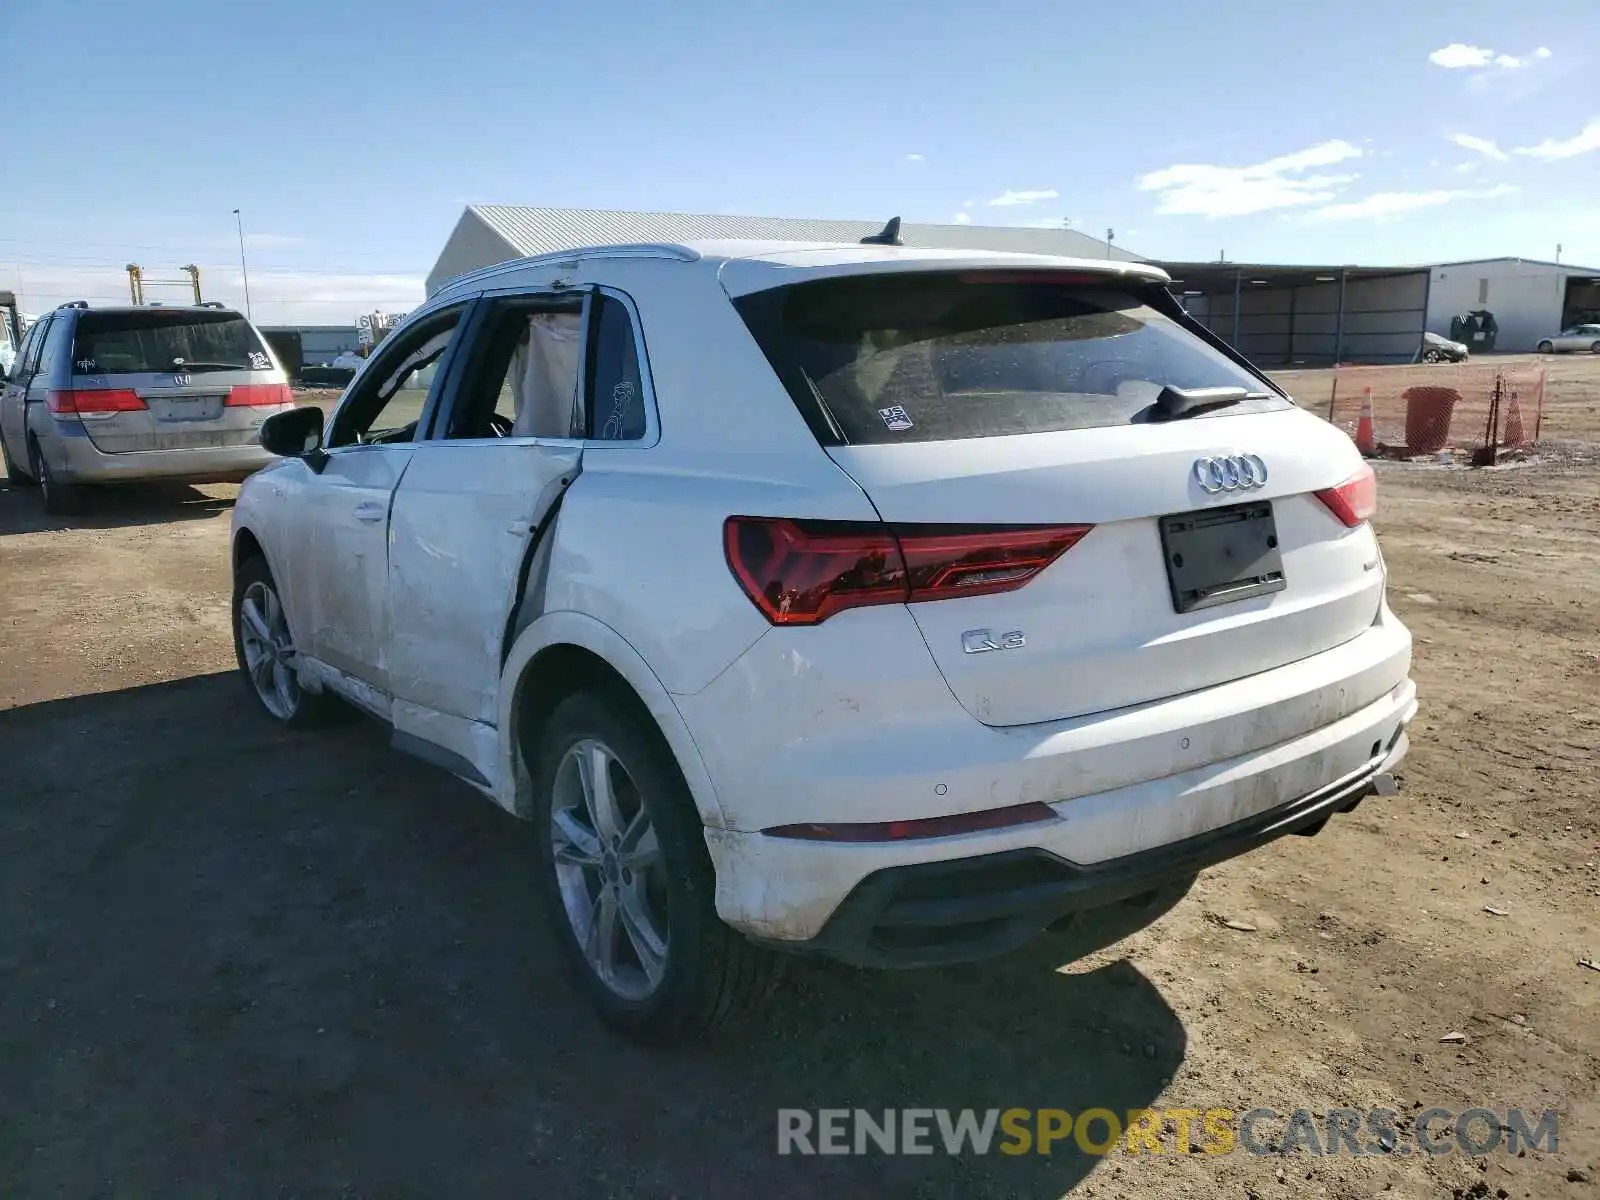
[3,0,1596,323]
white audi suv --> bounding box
[230,236,1416,1037]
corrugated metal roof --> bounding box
[466,204,1141,262]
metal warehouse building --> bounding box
[426,206,1600,364]
[426,205,1138,294]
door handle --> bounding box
[353,501,387,522]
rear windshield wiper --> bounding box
[1151,385,1271,421]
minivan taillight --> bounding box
[48,389,145,414]
[1314,465,1377,527]
[226,383,294,407]
[724,517,1092,626]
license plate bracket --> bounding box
[1159,500,1286,614]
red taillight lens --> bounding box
[723,517,1092,626]
[226,383,294,407]
[765,801,1060,842]
[1314,465,1377,527]
[48,388,145,414]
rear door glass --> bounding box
[71,310,272,376]
[735,272,1290,444]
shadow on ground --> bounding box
[0,674,1187,1198]
[0,476,235,534]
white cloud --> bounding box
[1448,133,1509,162]
[1430,42,1553,71]
[904,152,924,162]
[1513,117,1600,160]
[1430,43,1493,68]
[1306,183,1516,222]
[988,188,1059,207]
[953,212,972,225]
[1136,139,1363,219]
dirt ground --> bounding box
[1,359,1596,1199]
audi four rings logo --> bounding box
[1193,454,1268,493]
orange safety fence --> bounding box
[1282,362,1547,462]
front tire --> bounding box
[532,687,781,1039]
[232,555,340,728]
[1,428,37,487]
[1590,341,1600,354]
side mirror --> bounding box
[259,405,326,468]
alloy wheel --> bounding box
[549,737,669,1000]
[238,579,302,721]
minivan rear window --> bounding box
[734,272,1291,444]
[71,310,271,375]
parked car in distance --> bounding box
[0,302,294,512]
[1420,331,1469,363]
[1536,324,1600,354]
[230,238,1416,1039]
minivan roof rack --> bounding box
[55,300,89,310]
[198,301,226,308]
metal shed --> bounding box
[1162,263,1432,366]
[426,205,1141,294]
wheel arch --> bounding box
[499,611,726,830]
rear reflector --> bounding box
[226,383,294,407]
[48,388,145,414]
[765,801,1060,842]
[724,517,1092,626]
[1314,465,1377,527]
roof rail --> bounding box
[55,300,89,310]
[198,301,227,308]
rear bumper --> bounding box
[779,737,1404,968]
[695,610,1416,955]
[45,423,278,484]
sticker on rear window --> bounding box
[248,351,271,370]
[877,405,914,432]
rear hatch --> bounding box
[65,308,290,452]
[733,269,1383,727]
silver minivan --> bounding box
[0,302,294,513]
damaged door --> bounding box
[384,289,597,776]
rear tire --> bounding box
[29,437,80,514]
[0,428,36,487]
[531,686,782,1040]
[232,555,341,728]
[1537,340,1555,353]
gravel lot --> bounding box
[2,360,1597,1199]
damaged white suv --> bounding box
[232,236,1416,1038]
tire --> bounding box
[1423,350,1445,363]
[1537,341,1554,354]
[29,437,80,514]
[1590,341,1600,354]
[0,427,37,487]
[532,686,782,1039]
[232,555,341,728]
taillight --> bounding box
[765,800,1060,842]
[47,389,145,414]
[226,383,294,407]
[1315,465,1377,527]
[724,516,1092,626]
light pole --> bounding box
[232,208,253,320]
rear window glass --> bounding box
[71,310,271,375]
[734,272,1290,444]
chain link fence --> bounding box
[1278,362,1548,464]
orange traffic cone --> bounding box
[1503,388,1525,445]
[1354,385,1376,455]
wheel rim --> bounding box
[239,579,301,721]
[549,737,668,1000]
